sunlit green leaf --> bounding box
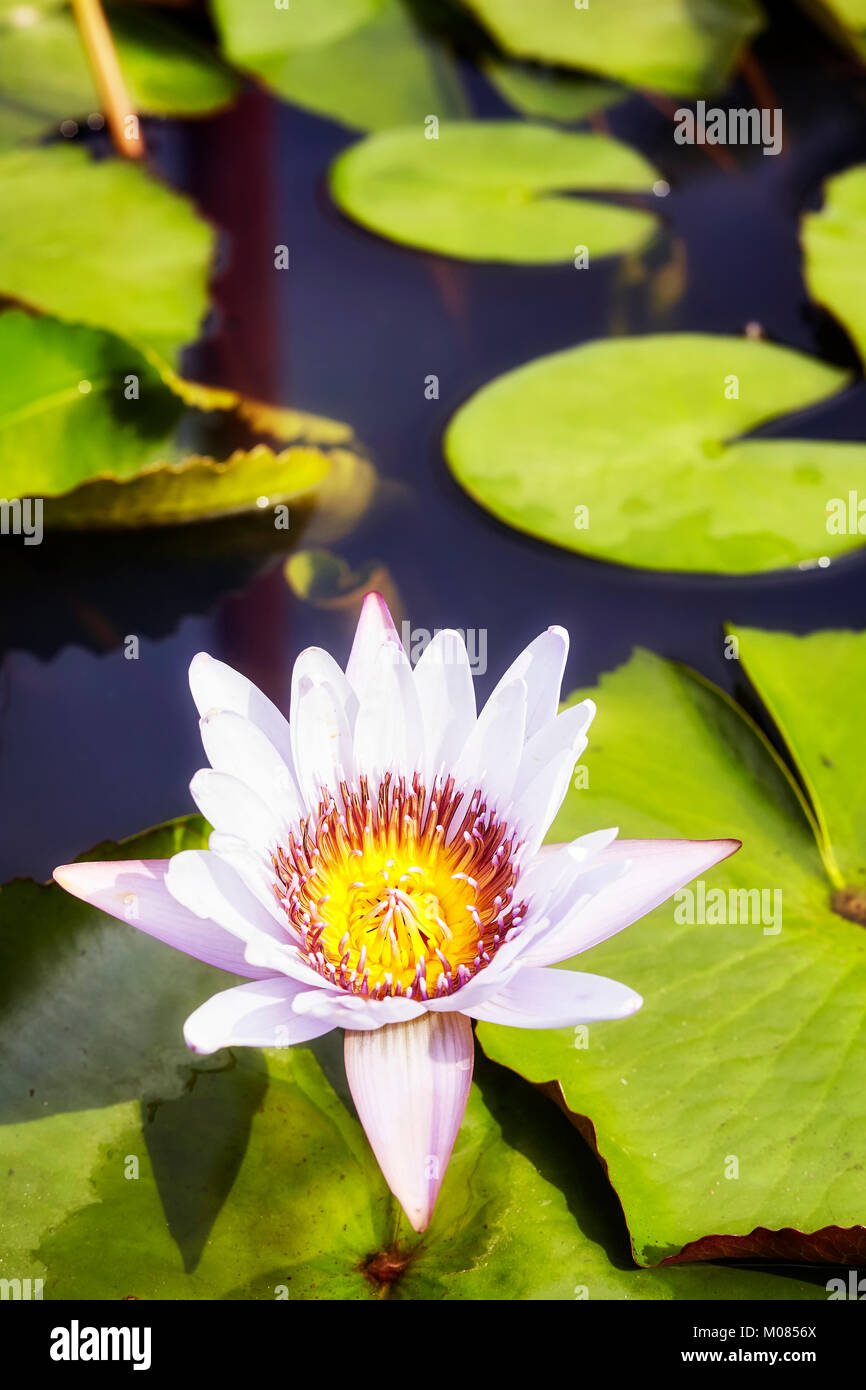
[802,163,866,366]
[0,310,376,529]
[462,0,765,96]
[444,332,866,572]
[330,122,660,263]
[479,635,866,1264]
[0,2,238,150]
[211,0,466,131]
[0,144,214,362]
[483,59,625,123]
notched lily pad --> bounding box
[478,633,866,1265]
[329,121,661,263]
[444,332,866,573]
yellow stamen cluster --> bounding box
[273,774,525,999]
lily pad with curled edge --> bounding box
[462,0,765,97]
[0,143,214,364]
[211,0,466,132]
[444,332,866,573]
[329,122,660,263]
[0,819,822,1298]
[802,164,866,367]
[0,1,239,150]
[0,310,375,530]
[478,634,866,1266]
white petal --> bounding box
[462,965,642,1027]
[190,768,290,850]
[291,989,425,1030]
[189,653,294,767]
[451,678,526,810]
[166,854,331,989]
[166,849,281,942]
[291,674,355,807]
[517,827,620,908]
[511,744,582,857]
[520,838,741,967]
[199,709,301,826]
[345,592,405,698]
[485,626,569,742]
[183,977,334,1054]
[512,699,595,801]
[413,629,476,782]
[353,638,423,783]
[208,832,285,927]
[344,1010,474,1231]
[290,646,359,729]
[52,859,272,978]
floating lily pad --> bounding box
[211,0,466,131]
[0,818,822,1298]
[0,311,375,529]
[801,0,866,59]
[483,59,626,123]
[0,2,238,150]
[478,634,866,1265]
[802,164,866,367]
[0,144,213,363]
[330,122,660,263]
[462,0,765,96]
[444,332,866,573]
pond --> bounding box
[3,2,866,883]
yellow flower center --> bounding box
[273,774,525,999]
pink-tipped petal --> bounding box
[183,977,334,1054]
[344,1011,474,1231]
[463,965,642,1028]
[52,860,272,979]
[345,592,404,696]
[520,837,741,967]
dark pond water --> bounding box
[3,0,866,882]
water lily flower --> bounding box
[54,596,738,1232]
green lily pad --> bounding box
[0,817,823,1297]
[0,143,213,363]
[730,628,866,894]
[478,634,866,1265]
[483,59,626,123]
[802,164,866,367]
[462,0,765,96]
[329,122,660,263]
[211,0,466,132]
[800,0,866,59]
[0,310,375,529]
[444,332,866,573]
[0,2,238,150]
